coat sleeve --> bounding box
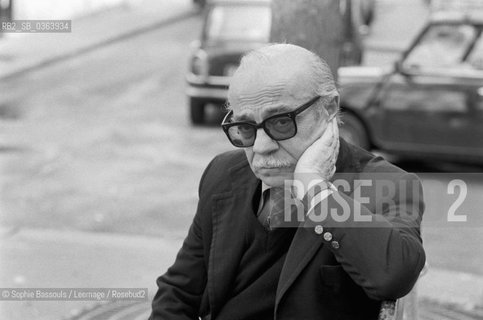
[149,158,216,320]
[311,172,426,301]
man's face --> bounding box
[229,65,329,187]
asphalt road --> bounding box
[0,14,228,240]
[0,0,481,282]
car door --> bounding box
[374,23,483,160]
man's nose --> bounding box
[252,128,278,154]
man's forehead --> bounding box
[229,67,310,110]
[232,82,285,109]
[229,82,303,119]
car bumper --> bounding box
[186,85,228,100]
[186,74,230,100]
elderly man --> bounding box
[150,44,425,320]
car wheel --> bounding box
[190,98,205,125]
[340,112,370,150]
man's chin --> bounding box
[255,171,294,187]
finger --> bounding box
[329,133,339,161]
[332,117,339,135]
[321,121,337,151]
[319,121,334,147]
[330,119,339,148]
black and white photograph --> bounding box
[0,0,482,319]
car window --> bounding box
[404,24,477,69]
[205,5,271,43]
[467,31,483,70]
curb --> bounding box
[0,226,182,258]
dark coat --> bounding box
[150,139,426,320]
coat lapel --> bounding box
[275,138,361,308]
[207,158,260,317]
[275,224,326,307]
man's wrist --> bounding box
[306,188,334,216]
[290,175,336,214]
[292,172,333,200]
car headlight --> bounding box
[191,56,204,75]
[224,64,238,77]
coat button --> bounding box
[314,225,323,234]
[331,241,340,250]
[323,232,333,242]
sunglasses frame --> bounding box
[221,95,322,148]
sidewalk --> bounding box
[1,228,482,320]
[0,0,197,81]
[0,228,180,320]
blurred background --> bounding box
[0,0,482,319]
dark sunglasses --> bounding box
[221,96,321,148]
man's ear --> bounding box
[325,95,339,120]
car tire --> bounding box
[340,112,370,150]
[190,98,205,125]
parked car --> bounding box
[338,11,483,163]
[186,0,272,124]
[186,0,374,124]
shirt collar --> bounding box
[261,182,271,194]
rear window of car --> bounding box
[404,24,477,69]
[204,4,271,43]
[468,31,483,69]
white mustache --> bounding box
[252,157,294,169]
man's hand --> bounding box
[293,118,339,198]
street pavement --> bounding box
[1,0,483,319]
[0,0,198,81]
